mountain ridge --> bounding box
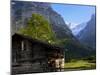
[76,14,96,49]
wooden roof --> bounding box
[12,33,64,51]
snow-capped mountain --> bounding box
[71,23,87,36]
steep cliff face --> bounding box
[11,1,73,40]
[76,14,96,49]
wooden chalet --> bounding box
[12,33,64,74]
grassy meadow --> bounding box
[64,60,96,70]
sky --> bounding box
[51,3,96,28]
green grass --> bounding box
[64,60,96,69]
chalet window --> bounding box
[21,41,24,51]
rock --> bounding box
[11,1,74,40]
[76,14,96,49]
